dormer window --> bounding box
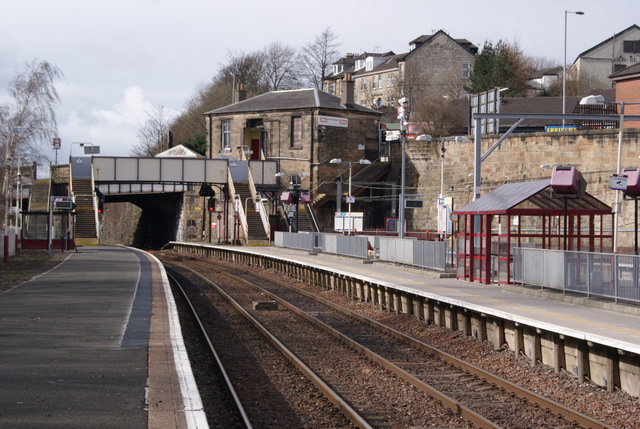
[366,57,373,71]
[355,59,365,71]
[333,64,344,75]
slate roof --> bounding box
[204,88,381,116]
[455,180,611,215]
[528,66,562,80]
[577,24,640,59]
[610,62,640,80]
[408,32,478,55]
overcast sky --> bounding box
[1,0,638,160]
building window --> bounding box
[291,116,302,148]
[372,75,378,88]
[387,74,394,87]
[221,120,231,150]
[614,63,627,73]
[623,40,640,53]
[366,57,373,71]
[462,63,470,78]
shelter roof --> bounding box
[455,179,611,215]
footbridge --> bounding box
[72,156,279,247]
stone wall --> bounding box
[389,129,640,250]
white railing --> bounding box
[247,166,270,239]
[227,170,248,244]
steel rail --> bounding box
[166,271,253,429]
[223,261,613,429]
[164,261,373,429]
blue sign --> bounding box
[545,125,578,132]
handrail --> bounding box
[247,166,270,239]
[226,169,248,244]
[307,203,322,232]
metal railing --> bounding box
[379,237,446,271]
[274,232,447,270]
[513,247,640,303]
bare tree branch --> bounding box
[131,105,174,157]
[299,27,341,89]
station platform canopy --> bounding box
[454,180,613,284]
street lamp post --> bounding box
[563,10,585,128]
[330,158,371,235]
[397,97,409,238]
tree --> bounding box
[466,40,539,97]
[0,59,63,166]
[218,50,268,97]
[1,59,63,229]
[131,105,175,157]
[263,42,301,91]
[298,27,341,89]
[465,40,512,94]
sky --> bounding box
[1,0,638,162]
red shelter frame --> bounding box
[454,180,613,284]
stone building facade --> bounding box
[204,84,383,229]
[402,31,476,102]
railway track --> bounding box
[159,252,613,428]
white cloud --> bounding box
[57,85,181,158]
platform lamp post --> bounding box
[563,10,585,128]
[330,158,371,235]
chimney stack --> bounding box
[234,83,247,103]
[341,74,354,107]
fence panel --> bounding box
[515,247,640,304]
[412,240,446,271]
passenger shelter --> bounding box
[454,179,613,284]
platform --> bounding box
[226,245,640,355]
[0,245,206,429]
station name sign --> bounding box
[318,115,348,128]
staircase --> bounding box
[234,183,269,245]
[28,180,50,211]
[72,179,98,245]
[26,180,51,239]
[295,204,314,232]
